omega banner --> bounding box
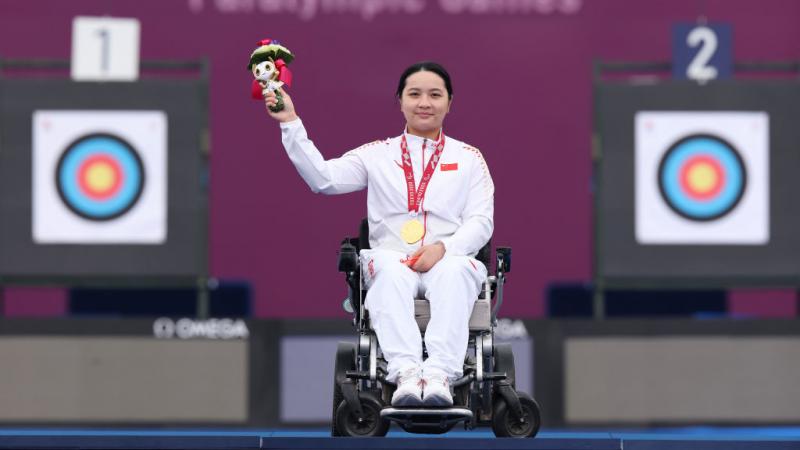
[595,81,800,287]
[0,79,208,281]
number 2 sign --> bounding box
[672,23,732,82]
[71,16,140,81]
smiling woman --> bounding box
[396,62,453,140]
[259,61,494,408]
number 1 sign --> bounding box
[672,23,732,83]
[71,16,140,81]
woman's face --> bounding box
[400,70,451,138]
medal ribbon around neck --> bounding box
[400,132,446,216]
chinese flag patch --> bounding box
[441,163,458,171]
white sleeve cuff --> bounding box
[439,237,455,256]
[279,117,302,130]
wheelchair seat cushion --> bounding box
[413,298,491,332]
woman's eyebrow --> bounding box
[406,87,443,93]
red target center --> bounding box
[77,154,124,200]
[679,155,725,201]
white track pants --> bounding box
[361,248,487,382]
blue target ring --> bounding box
[657,134,746,221]
[55,133,145,221]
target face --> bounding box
[33,110,167,244]
[657,134,746,221]
[635,111,769,245]
[56,133,145,221]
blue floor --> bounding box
[1,426,799,438]
[0,427,799,450]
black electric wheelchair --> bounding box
[332,219,541,437]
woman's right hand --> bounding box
[264,87,299,123]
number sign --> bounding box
[71,16,140,81]
[672,23,732,82]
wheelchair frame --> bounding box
[332,220,540,437]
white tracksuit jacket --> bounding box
[279,118,494,256]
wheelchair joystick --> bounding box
[337,240,358,273]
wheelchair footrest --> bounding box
[380,407,473,427]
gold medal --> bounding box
[400,219,425,244]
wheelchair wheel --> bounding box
[334,392,390,437]
[493,343,516,389]
[331,342,356,437]
[491,391,541,438]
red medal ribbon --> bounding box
[400,132,446,215]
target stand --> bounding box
[592,60,800,318]
[0,59,211,313]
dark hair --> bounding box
[395,61,453,100]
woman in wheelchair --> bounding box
[262,62,539,437]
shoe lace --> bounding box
[426,374,449,388]
[398,368,421,387]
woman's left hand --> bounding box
[408,242,446,272]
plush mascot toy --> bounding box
[248,38,294,112]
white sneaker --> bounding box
[422,372,453,407]
[391,366,424,406]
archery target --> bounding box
[33,111,167,244]
[635,111,768,245]
[658,134,746,221]
[55,133,145,221]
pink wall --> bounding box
[3,287,66,317]
[728,289,798,318]
[1,0,799,318]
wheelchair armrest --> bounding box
[496,246,511,273]
[491,247,511,324]
[338,240,359,272]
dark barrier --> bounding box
[69,281,252,317]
